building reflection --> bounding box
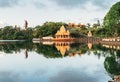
[39,41,94,57]
[53,42,93,57]
[87,43,92,49]
[113,75,120,82]
[54,42,70,57]
[102,44,120,50]
[108,75,120,82]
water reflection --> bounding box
[34,41,120,82]
[113,75,120,82]
[0,41,120,82]
[87,43,92,49]
[108,75,120,82]
[0,41,32,58]
[104,50,120,82]
[55,42,70,57]
[0,41,108,59]
[54,42,93,57]
[25,49,28,59]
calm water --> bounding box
[0,41,119,82]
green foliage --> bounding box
[92,24,99,28]
[103,1,120,36]
[0,26,33,40]
[68,26,87,38]
[0,41,33,53]
[93,28,109,37]
[25,28,33,40]
[104,56,120,75]
[0,26,15,39]
[69,28,81,37]
[33,22,66,38]
[34,43,63,58]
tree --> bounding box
[25,28,33,40]
[87,23,91,28]
[33,22,66,38]
[92,24,98,28]
[1,26,15,39]
[92,20,100,28]
[97,20,100,26]
[103,1,120,36]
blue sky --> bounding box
[0,0,119,28]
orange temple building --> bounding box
[53,25,74,41]
[88,31,92,37]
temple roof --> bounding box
[55,25,70,36]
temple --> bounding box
[53,25,74,41]
[88,31,92,37]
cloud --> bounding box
[50,0,120,10]
[49,69,105,82]
[0,0,117,9]
[0,71,20,82]
[51,0,87,9]
[0,0,20,8]
[0,0,119,9]
[91,0,110,9]
[33,1,46,8]
[0,0,47,9]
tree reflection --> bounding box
[0,41,33,59]
[103,50,120,82]
[0,41,119,59]
[104,56,120,75]
[25,49,28,59]
[34,43,63,58]
[0,41,114,58]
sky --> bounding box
[0,0,119,28]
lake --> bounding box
[0,41,119,82]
